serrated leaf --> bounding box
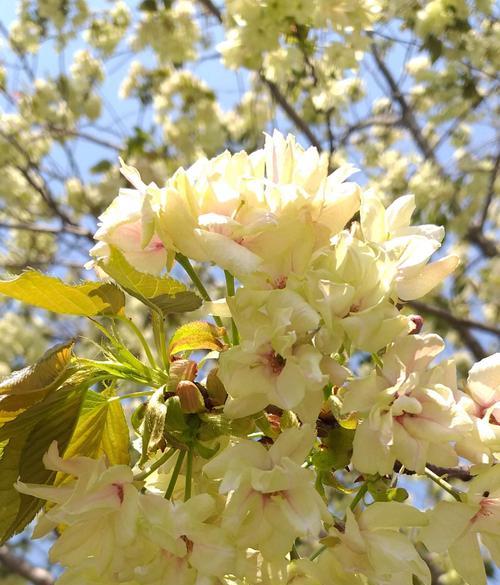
[0,341,74,396]
[54,389,129,485]
[98,247,202,316]
[0,383,88,543]
[168,321,226,356]
[0,272,125,316]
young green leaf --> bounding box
[0,340,74,396]
[55,388,130,481]
[0,383,89,544]
[0,272,125,316]
[0,341,75,426]
[168,321,226,357]
[98,247,202,315]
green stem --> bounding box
[134,448,176,481]
[176,254,229,342]
[118,315,157,369]
[152,312,169,371]
[425,466,462,501]
[349,482,368,511]
[164,450,186,500]
[309,544,326,561]
[184,447,194,501]
[109,390,154,402]
[224,270,239,345]
[310,483,368,563]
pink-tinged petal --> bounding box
[396,254,459,300]
[383,334,444,379]
[195,229,262,276]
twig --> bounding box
[0,545,55,585]
[425,464,473,482]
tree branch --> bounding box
[0,221,93,239]
[407,300,500,337]
[479,150,500,230]
[0,545,55,585]
[370,41,439,166]
[197,0,323,150]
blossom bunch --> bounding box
[4,131,499,585]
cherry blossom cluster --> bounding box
[20,132,499,585]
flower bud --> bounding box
[408,314,424,334]
[205,368,227,406]
[176,380,205,413]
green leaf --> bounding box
[55,388,130,480]
[0,272,125,316]
[168,321,226,356]
[0,341,74,396]
[323,427,355,470]
[98,247,202,316]
[0,341,74,425]
[0,383,88,543]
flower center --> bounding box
[112,483,124,504]
[263,351,287,375]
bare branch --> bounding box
[0,545,55,585]
[425,464,474,482]
[48,127,122,152]
[407,300,500,337]
[0,221,93,239]
[338,115,401,147]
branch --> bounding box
[261,77,322,150]
[0,545,55,585]
[338,115,401,147]
[370,39,499,260]
[399,462,474,482]
[370,41,439,166]
[479,150,500,230]
[197,0,323,150]
[407,300,500,337]
[0,221,93,239]
[48,127,122,151]
[425,464,473,482]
